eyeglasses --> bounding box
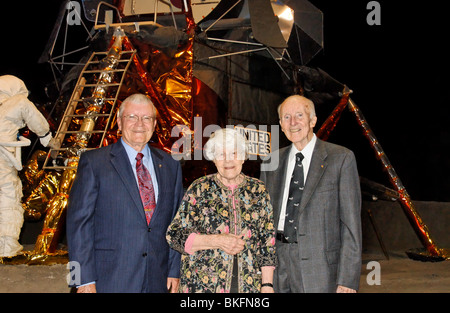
[122,114,156,124]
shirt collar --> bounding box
[120,138,151,164]
[289,133,317,160]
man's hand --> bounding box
[167,277,180,293]
[261,286,275,293]
[336,285,357,293]
[77,284,97,293]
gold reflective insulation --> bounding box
[9,22,196,264]
[21,151,61,221]
[11,29,130,264]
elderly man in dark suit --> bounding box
[260,95,362,293]
[67,93,183,293]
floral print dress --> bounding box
[166,174,277,293]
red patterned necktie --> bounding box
[136,152,156,225]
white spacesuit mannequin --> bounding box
[0,75,54,257]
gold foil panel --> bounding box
[18,25,196,264]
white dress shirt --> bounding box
[278,134,317,232]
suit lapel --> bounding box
[298,139,328,216]
[110,142,147,222]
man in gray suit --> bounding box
[260,95,362,293]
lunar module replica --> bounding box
[2,0,447,264]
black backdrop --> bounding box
[1,0,449,201]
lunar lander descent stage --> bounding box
[4,0,448,264]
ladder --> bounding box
[43,49,136,170]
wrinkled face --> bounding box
[213,149,245,183]
[279,97,317,150]
[117,101,157,151]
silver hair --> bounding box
[277,95,316,119]
[119,93,155,117]
[204,128,249,161]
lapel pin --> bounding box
[159,164,162,168]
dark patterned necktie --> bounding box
[136,152,156,225]
[284,152,304,243]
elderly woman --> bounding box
[166,128,276,293]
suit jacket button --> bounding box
[142,253,147,257]
[148,227,151,232]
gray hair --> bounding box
[119,93,156,117]
[277,95,316,120]
[204,128,249,161]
